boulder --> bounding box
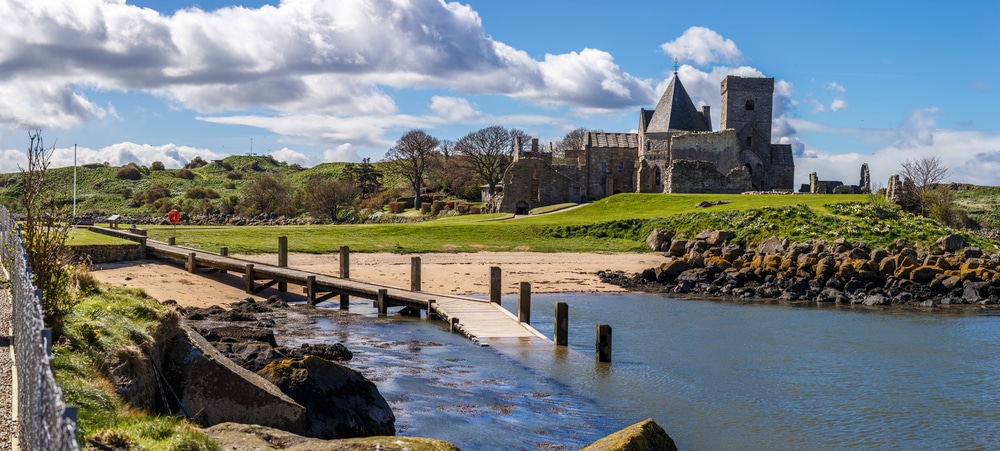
[863,294,888,306]
[581,418,678,451]
[758,236,785,255]
[909,266,943,284]
[258,356,396,439]
[936,234,964,252]
[163,324,307,433]
[656,259,692,282]
[667,240,687,257]
[205,423,459,451]
[704,230,735,246]
[963,247,984,259]
[645,229,673,252]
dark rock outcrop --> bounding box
[257,356,396,439]
[205,423,459,451]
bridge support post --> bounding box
[244,264,255,294]
[554,302,568,346]
[339,293,349,310]
[187,252,196,273]
[450,317,459,333]
[489,267,501,305]
[219,247,228,274]
[410,256,421,292]
[596,324,612,363]
[518,282,531,324]
[339,245,350,279]
[377,288,388,316]
[277,236,288,292]
[306,276,316,304]
[425,299,434,321]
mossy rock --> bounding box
[205,422,459,451]
[580,418,677,451]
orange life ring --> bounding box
[168,209,180,224]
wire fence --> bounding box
[1,206,79,450]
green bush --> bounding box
[175,168,195,180]
[184,187,220,200]
[115,165,141,180]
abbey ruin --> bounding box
[490,72,795,214]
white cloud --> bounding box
[828,82,846,94]
[0,141,222,173]
[429,96,480,122]
[660,26,743,66]
[893,107,940,149]
[269,147,312,166]
[831,98,848,111]
[324,143,360,162]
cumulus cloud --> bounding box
[0,141,223,173]
[0,0,655,140]
[660,26,743,66]
[826,82,847,111]
[831,98,848,111]
[324,143,360,162]
[429,96,480,122]
[269,147,312,166]
[892,107,939,149]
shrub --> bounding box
[184,187,220,200]
[421,202,431,215]
[238,173,296,217]
[184,156,207,169]
[119,188,132,199]
[115,165,141,180]
[470,205,482,214]
[388,202,405,214]
[150,161,165,171]
[176,168,195,180]
[431,200,445,215]
[136,184,170,204]
[224,171,243,180]
[223,181,236,190]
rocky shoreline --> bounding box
[600,229,1000,310]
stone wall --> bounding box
[665,160,750,193]
[69,243,145,264]
[769,144,795,190]
[670,130,741,174]
[497,159,582,213]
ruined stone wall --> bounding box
[497,159,582,213]
[665,160,750,194]
[669,130,741,174]
[768,144,795,191]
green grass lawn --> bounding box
[80,192,992,255]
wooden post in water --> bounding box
[518,282,531,324]
[489,267,501,305]
[554,302,568,346]
[425,299,434,321]
[219,247,228,274]
[168,237,175,245]
[339,245,350,279]
[187,252,196,273]
[277,236,288,292]
[305,276,317,304]
[596,324,612,362]
[450,317,459,333]
[411,256,421,292]
[339,293,349,310]
[244,264,255,294]
[377,288,388,316]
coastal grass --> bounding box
[51,286,220,450]
[75,192,994,254]
[67,228,134,246]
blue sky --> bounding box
[0,0,997,187]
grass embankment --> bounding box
[52,286,219,450]
[73,193,997,254]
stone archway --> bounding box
[515,201,530,215]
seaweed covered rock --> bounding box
[581,418,677,451]
[258,356,395,439]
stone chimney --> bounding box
[702,105,712,130]
[531,138,539,153]
[513,136,521,162]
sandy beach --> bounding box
[92,252,665,309]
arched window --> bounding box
[745,99,754,110]
[746,136,752,147]
[654,167,661,186]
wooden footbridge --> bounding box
[94,227,551,346]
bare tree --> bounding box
[383,129,440,210]
[19,130,73,328]
[899,156,951,215]
[455,125,514,196]
[509,128,530,154]
[555,127,589,158]
[239,173,296,217]
[306,178,356,222]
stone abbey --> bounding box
[489,72,795,214]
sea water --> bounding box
[290,293,1000,450]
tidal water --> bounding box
[287,293,1000,450]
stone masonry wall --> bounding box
[670,130,741,174]
[498,159,582,213]
[665,160,751,193]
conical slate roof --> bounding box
[646,73,711,133]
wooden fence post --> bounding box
[339,293,349,310]
[306,275,316,305]
[489,266,501,305]
[411,256,421,292]
[518,282,531,324]
[277,236,288,292]
[554,302,568,346]
[377,288,387,316]
[340,245,350,279]
[596,324,612,363]
[187,252,196,273]
[167,237,175,245]
[219,247,228,274]
[244,264,255,294]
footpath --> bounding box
[0,295,15,451]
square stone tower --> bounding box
[721,76,778,189]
